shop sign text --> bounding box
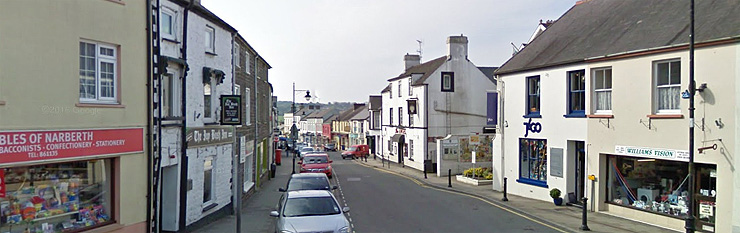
[523,118,542,137]
[0,128,144,164]
[615,145,689,162]
[186,127,234,148]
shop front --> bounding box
[604,145,717,232]
[0,128,143,233]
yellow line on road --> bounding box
[353,160,568,233]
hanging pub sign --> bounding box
[407,99,418,115]
[220,95,242,125]
[486,91,498,126]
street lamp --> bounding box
[292,82,311,174]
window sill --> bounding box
[163,37,180,44]
[587,114,614,119]
[523,113,542,118]
[104,0,125,5]
[76,103,125,108]
[202,203,218,212]
[563,113,586,118]
[647,114,683,119]
[516,178,548,188]
[204,122,220,126]
[205,51,217,56]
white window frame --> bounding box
[205,26,215,54]
[398,107,403,126]
[653,59,681,114]
[398,81,402,97]
[203,156,215,204]
[160,7,176,40]
[389,84,393,99]
[79,41,118,104]
[203,81,213,119]
[389,107,393,125]
[234,44,241,68]
[245,88,251,125]
[245,52,251,74]
[592,67,612,114]
[163,70,182,117]
[408,78,413,95]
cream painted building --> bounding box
[0,1,148,232]
[494,1,739,232]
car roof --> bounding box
[290,173,328,178]
[287,190,333,198]
[304,153,329,157]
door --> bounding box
[397,135,405,163]
[574,141,585,203]
[161,165,180,231]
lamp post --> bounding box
[292,82,311,174]
[685,1,696,232]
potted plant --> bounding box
[550,188,563,206]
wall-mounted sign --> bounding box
[550,148,563,178]
[0,170,5,198]
[523,118,542,137]
[486,91,498,126]
[407,99,418,115]
[0,128,144,165]
[220,95,242,125]
[186,126,234,148]
[614,145,689,162]
[469,135,480,145]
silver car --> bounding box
[271,190,351,233]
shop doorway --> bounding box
[397,135,405,164]
[161,165,180,231]
[573,141,585,204]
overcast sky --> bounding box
[202,0,575,103]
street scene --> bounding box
[1,0,739,233]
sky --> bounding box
[202,0,575,103]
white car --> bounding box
[298,147,315,158]
[271,190,351,233]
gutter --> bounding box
[178,1,193,231]
[145,1,153,232]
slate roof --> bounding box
[477,67,498,83]
[368,96,382,110]
[495,0,740,75]
[337,108,356,121]
[387,56,447,85]
[380,84,391,93]
[350,105,369,121]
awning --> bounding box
[391,134,405,142]
[203,67,226,84]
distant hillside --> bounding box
[276,101,357,116]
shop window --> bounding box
[607,155,717,224]
[518,138,547,187]
[1,160,113,232]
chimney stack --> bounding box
[447,35,468,60]
[404,54,421,70]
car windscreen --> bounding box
[287,177,331,191]
[303,156,328,164]
[300,147,314,152]
[283,196,341,217]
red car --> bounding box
[298,153,333,178]
[341,145,369,159]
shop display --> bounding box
[608,155,717,223]
[0,160,111,233]
[519,139,547,183]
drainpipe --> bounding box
[178,1,193,231]
[231,33,242,233]
[254,55,259,183]
[424,84,429,174]
[145,1,154,232]
[497,76,506,191]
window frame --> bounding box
[234,44,241,68]
[389,107,393,125]
[592,67,613,114]
[389,83,393,99]
[525,76,541,117]
[408,78,413,95]
[398,107,403,126]
[441,72,455,92]
[245,52,251,74]
[160,7,176,40]
[163,71,182,117]
[79,41,118,104]
[398,81,402,97]
[203,81,213,119]
[203,156,215,204]
[653,59,682,114]
[566,70,586,117]
[205,25,215,54]
[517,138,548,187]
[245,87,251,125]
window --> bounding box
[1,160,113,233]
[205,26,215,53]
[526,76,540,116]
[161,8,175,40]
[567,70,585,115]
[593,68,612,113]
[655,60,681,113]
[519,138,547,186]
[441,72,454,92]
[398,81,402,97]
[79,41,117,103]
[409,140,414,160]
[245,52,251,74]
[389,83,393,99]
[389,108,393,125]
[245,88,251,125]
[409,113,414,126]
[372,111,380,129]
[203,157,214,203]
[204,82,212,118]
[408,78,413,95]
[163,72,181,117]
[234,44,241,68]
[398,107,403,126]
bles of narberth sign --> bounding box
[0,128,144,165]
[220,95,241,125]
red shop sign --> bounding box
[0,128,144,164]
[0,170,5,198]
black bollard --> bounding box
[291,152,296,174]
[424,166,427,179]
[448,169,452,187]
[502,177,509,201]
[580,197,590,231]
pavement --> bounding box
[353,156,680,233]
[192,153,680,233]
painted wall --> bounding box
[185,144,233,225]
[496,64,588,201]
[586,45,737,232]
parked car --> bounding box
[270,190,351,233]
[341,144,369,159]
[298,153,333,178]
[324,143,337,151]
[299,147,315,158]
[278,173,337,192]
